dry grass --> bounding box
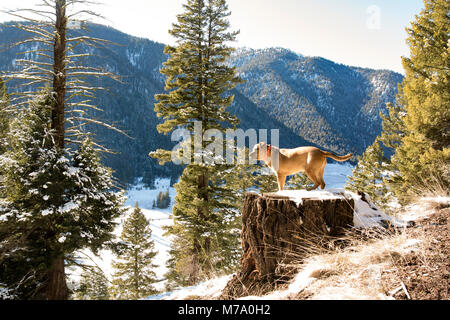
[250,199,449,300]
[406,160,449,201]
[294,230,428,300]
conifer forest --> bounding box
[0,0,448,304]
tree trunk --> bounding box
[41,0,68,301]
[52,0,67,149]
[220,191,354,299]
[186,170,211,284]
[44,256,68,300]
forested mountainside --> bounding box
[0,22,402,186]
[230,48,404,155]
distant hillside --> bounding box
[0,22,403,186]
[230,48,403,155]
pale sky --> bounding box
[0,0,424,74]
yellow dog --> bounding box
[250,142,352,191]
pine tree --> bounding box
[388,0,449,199]
[346,138,391,209]
[0,90,125,299]
[150,0,243,286]
[164,164,242,287]
[255,169,279,194]
[156,190,171,209]
[0,91,70,298]
[110,203,158,300]
[355,0,450,205]
[73,267,109,300]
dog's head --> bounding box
[249,142,271,162]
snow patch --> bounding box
[147,275,232,300]
[0,285,15,300]
[400,196,450,222]
[239,264,320,300]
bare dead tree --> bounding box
[1,0,126,152]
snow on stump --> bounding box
[221,190,355,299]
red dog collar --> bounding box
[267,145,271,157]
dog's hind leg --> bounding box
[319,163,326,190]
[305,170,320,191]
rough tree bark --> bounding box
[44,257,68,300]
[52,0,67,150]
[221,191,354,299]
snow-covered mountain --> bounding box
[230,47,403,155]
[0,22,403,186]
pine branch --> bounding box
[66,116,132,138]
[1,0,125,146]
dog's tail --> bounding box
[323,151,353,162]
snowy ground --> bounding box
[319,163,353,189]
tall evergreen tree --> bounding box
[150,0,243,286]
[164,163,242,287]
[388,0,449,199]
[0,90,125,299]
[110,203,158,300]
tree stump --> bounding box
[220,191,354,299]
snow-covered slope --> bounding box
[318,163,352,189]
[68,178,176,292]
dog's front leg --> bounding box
[277,174,286,191]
